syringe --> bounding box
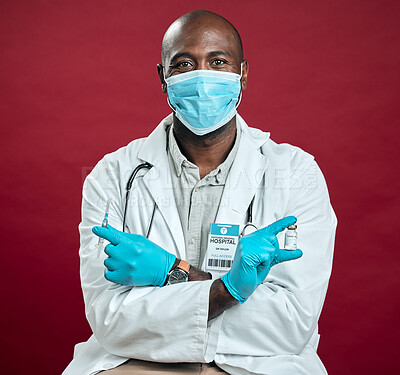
[97,199,112,256]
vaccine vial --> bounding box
[284,224,298,250]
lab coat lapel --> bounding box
[138,115,186,259]
[216,118,269,225]
[142,158,186,259]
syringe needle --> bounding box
[105,198,111,214]
[97,198,112,248]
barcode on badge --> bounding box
[207,258,233,268]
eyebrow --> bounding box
[169,50,232,65]
[169,52,193,65]
[207,50,232,58]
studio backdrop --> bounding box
[1,1,398,374]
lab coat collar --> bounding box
[137,113,269,165]
[137,114,173,165]
[137,114,270,256]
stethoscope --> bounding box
[122,163,257,238]
[122,162,154,236]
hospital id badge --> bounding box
[206,223,240,271]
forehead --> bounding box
[163,19,240,62]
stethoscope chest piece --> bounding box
[239,197,258,237]
[240,222,258,237]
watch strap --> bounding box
[177,260,190,274]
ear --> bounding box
[157,64,167,93]
[240,59,249,90]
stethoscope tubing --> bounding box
[123,162,153,232]
[123,163,256,237]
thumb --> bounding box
[275,248,303,264]
[92,224,124,245]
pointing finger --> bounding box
[92,225,124,245]
[259,216,297,236]
[106,224,133,240]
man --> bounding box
[63,10,336,375]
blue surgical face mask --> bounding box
[165,68,242,136]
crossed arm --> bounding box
[166,258,237,321]
[93,218,302,321]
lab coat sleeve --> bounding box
[207,159,337,358]
[79,155,213,362]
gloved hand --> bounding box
[221,216,303,303]
[92,225,176,287]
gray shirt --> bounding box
[167,124,241,268]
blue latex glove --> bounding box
[92,225,176,287]
[221,216,303,303]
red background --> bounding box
[1,1,399,374]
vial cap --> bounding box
[288,224,297,229]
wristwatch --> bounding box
[166,260,190,285]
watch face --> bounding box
[168,269,188,285]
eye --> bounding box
[213,59,225,66]
[176,61,192,68]
[168,60,194,75]
[211,58,232,70]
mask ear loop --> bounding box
[166,94,176,113]
[235,62,244,109]
[235,91,243,109]
[163,66,177,113]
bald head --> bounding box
[157,10,248,94]
[161,10,243,66]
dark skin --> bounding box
[157,14,248,179]
[156,12,249,320]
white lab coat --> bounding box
[63,114,336,375]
